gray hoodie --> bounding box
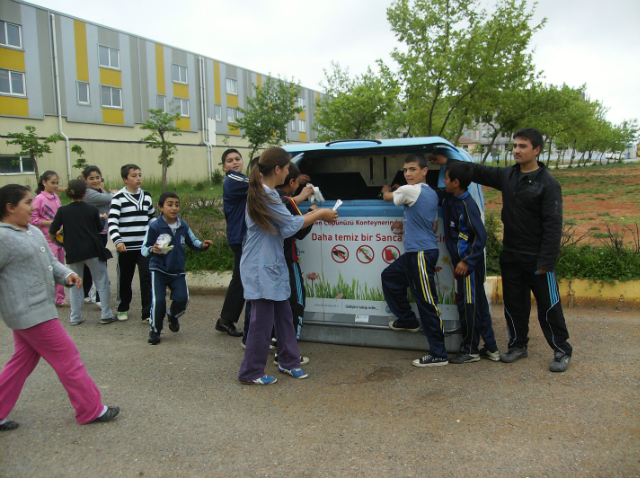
[0,223,73,330]
[84,187,114,233]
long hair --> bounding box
[36,170,58,195]
[0,184,30,219]
[247,147,291,233]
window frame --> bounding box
[76,81,90,106]
[297,97,306,109]
[0,155,34,175]
[172,64,188,84]
[98,45,120,70]
[225,78,238,95]
[226,106,239,123]
[0,68,26,97]
[214,104,222,121]
[0,20,22,49]
[156,94,166,112]
[290,119,296,131]
[100,85,122,109]
[177,98,189,117]
[298,119,307,133]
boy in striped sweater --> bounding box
[108,164,155,322]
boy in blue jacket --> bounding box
[438,162,499,364]
[142,192,213,345]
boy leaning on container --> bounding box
[142,192,213,345]
[436,161,500,364]
[380,153,448,367]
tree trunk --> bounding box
[161,153,168,193]
[481,133,499,165]
[546,137,553,168]
[567,140,577,168]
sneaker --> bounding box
[270,337,277,350]
[70,319,85,326]
[168,314,180,333]
[83,297,91,303]
[100,316,118,325]
[277,365,308,379]
[91,406,120,423]
[500,348,528,363]
[273,354,310,366]
[550,351,571,372]
[240,375,277,385]
[449,353,480,364]
[479,347,501,362]
[241,340,246,349]
[412,354,448,367]
[389,319,421,332]
[94,302,101,308]
[117,312,128,321]
[142,317,151,325]
[148,331,161,345]
[0,420,19,431]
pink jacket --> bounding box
[31,192,62,241]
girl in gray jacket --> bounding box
[0,184,119,431]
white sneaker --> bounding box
[83,297,91,303]
[95,302,101,308]
[117,312,128,321]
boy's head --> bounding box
[513,128,543,166]
[65,179,87,200]
[121,164,142,191]
[222,149,244,173]
[403,153,428,185]
[444,162,472,195]
[276,162,301,194]
[158,192,180,222]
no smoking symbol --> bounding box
[356,245,374,264]
[331,245,349,263]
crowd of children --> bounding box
[0,127,573,428]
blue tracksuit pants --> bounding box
[150,271,189,334]
[381,249,447,358]
[456,269,498,355]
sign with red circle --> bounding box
[356,245,374,264]
[382,245,400,264]
[331,244,349,263]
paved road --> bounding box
[1,262,638,477]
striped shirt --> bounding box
[108,187,155,251]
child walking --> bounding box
[31,170,66,306]
[238,147,338,385]
[0,184,119,431]
[108,164,155,323]
[49,180,117,325]
[438,161,500,363]
[142,192,213,345]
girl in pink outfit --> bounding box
[31,171,65,305]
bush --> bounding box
[211,169,224,185]
[485,213,502,276]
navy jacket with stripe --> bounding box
[222,170,249,245]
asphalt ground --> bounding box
[0,260,639,477]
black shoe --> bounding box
[273,353,310,365]
[168,314,180,333]
[500,347,528,363]
[215,319,243,337]
[0,420,19,431]
[412,354,448,367]
[449,353,481,364]
[92,406,120,423]
[550,351,571,372]
[388,319,421,332]
[148,331,161,345]
[100,315,118,325]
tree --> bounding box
[313,62,400,142]
[236,76,303,163]
[71,145,88,171]
[5,126,62,182]
[141,108,182,193]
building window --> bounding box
[0,68,25,96]
[299,120,306,133]
[0,20,22,49]
[156,95,166,112]
[290,119,295,131]
[172,64,187,84]
[226,78,237,95]
[176,98,189,117]
[98,46,119,69]
[0,156,34,174]
[77,82,90,105]
[101,85,122,108]
[227,107,239,123]
[214,104,222,121]
[296,97,306,109]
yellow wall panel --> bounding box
[0,48,25,71]
[227,94,238,108]
[175,117,191,131]
[102,108,124,124]
[228,124,240,135]
[73,20,89,82]
[173,83,189,98]
[155,44,165,95]
[0,96,29,116]
[299,110,306,120]
[257,74,262,88]
[100,68,122,87]
[213,61,221,104]
[299,132,307,142]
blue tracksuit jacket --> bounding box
[223,170,249,245]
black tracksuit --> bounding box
[461,159,572,356]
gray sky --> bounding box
[27,0,640,124]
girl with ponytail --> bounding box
[238,147,338,385]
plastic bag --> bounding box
[156,233,174,254]
[306,183,325,203]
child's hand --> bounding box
[298,174,311,185]
[116,243,127,253]
[454,261,469,276]
[391,220,403,235]
[100,214,108,220]
[321,209,339,222]
[381,184,391,194]
[202,240,214,250]
[152,243,162,254]
[67,273,83,289]
[299,184,314,200]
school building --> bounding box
[0,0,322,188]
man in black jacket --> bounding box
[432,128,572,372]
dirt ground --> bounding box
[1,263,639,477]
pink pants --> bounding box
[47,239,66,305]
[0,319,103,424]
